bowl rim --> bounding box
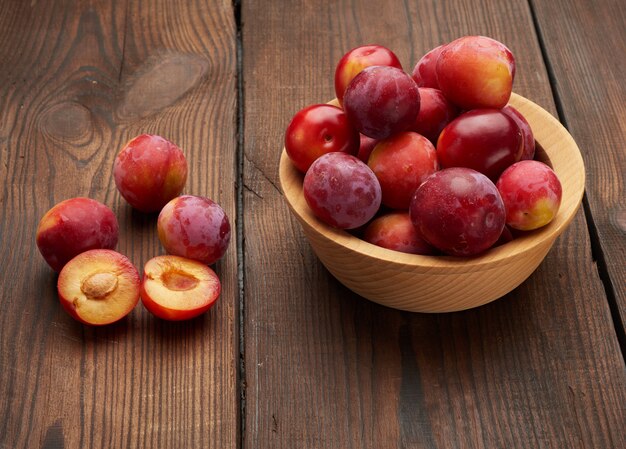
[279,92,585,270]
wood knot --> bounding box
[117,53,209,121]
[39,102,93,141]
[612,209,626,233]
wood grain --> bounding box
[0,1,238,448]
[241,0,626,447]
[2,0,625,447]
[530,0,626,336]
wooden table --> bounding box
[1,0,625,447]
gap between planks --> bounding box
[233,1,247,449]
[527,0,626,365]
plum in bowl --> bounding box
[279,93,585,312]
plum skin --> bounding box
[368,132,439,209]
[502,105,535,161]
[363,212,435,255]
[334,44,403,105]
[303,152,382,230]
[357,134,379,163]
[284,104,359,173]
[411,44,445,89]
[410,167,506,256]
[113,134,188,213]
[36,197,119,272]
[496,160,562,230]
[412,87,459,145]
[157,195,231,265]
[437,109,523,181]
[436,35,515,110]
[343,65,421,140]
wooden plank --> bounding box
[0,1,238,448]
[530,0,626,334]
[241,0,626,447]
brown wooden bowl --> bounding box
[279,93,585,312]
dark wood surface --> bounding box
[0,1,239,448]
[1,0,624,448]
[531,0,626,338]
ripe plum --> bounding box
[303,153,381,229]
[410,167,505,256]
[437,109,523,181]
[343,66,420,140]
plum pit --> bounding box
[81,272,119,299]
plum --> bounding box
[57,249,140,325]
[141,255,221,321]
[303,152,381,229]
[437,109,523,181]
[496,160,562,230]
[411,44,446,89]
[36,197,119,272]
[363,212,435,255]
[114,134,188,213]
[412,87,459,145]
[285,104,359,173]
[368,131,438,209]
[343,66,420,140]
[436,36,515,110]
[357,134,379,163]
[334,45,402,105]
[157,195,231,265]
[410,168,505,256]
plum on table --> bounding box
[36,197,119,272]
[114,134,188,213]
[157,195,231,265]
[57,249,140,325]
[141,255,221,321]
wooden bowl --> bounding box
[279,93,585,312]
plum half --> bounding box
[141,255,221,321]
[57,249,140,325]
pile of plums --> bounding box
[285,36,562,257]
[36,134,230,325]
